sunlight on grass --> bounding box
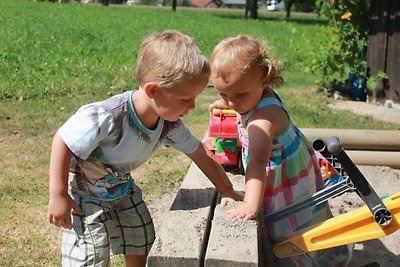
[1,1,399,266]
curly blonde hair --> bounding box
[136,30,210,89]
[210,35,283,87]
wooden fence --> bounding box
[367,0,400,102]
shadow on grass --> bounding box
[211,11,328,26]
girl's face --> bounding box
[211,68,267,115]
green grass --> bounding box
[0,1,399,266]
[0,0,327,100]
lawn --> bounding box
[0,0,399,266]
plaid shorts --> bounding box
[61,184,155,267]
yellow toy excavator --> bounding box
[269,136,400,258]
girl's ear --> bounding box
[262,75,270,88]
[143,82,158,99]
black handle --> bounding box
[326,136,392,226]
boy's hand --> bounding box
[48,194,84,229]
[208,99,230,112]
[227,201,259,221]
[220,188,242,207]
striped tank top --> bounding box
[238,97,329,240]
[239,96,353,266]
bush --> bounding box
[309,0,370,98]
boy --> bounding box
[47,30,241,267]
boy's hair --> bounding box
[210,35,283,87]
[136,30,210,89]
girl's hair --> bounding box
[210,35,283,87]
[136,30,210,89]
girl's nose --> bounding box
[228,98,238,106]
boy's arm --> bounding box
[187,142,241,203]
[48,132,83,229]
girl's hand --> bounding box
[228,201,259,220]
[48,194,84,229]
[208,99,230,112]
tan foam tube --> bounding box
[346,150,400,169]
[301,128,400,151]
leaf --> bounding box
[376,70,388,79]
[367,76,378,91]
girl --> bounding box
[209,35,352,266]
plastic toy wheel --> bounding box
[374,208,392,226]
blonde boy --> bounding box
[47,30,240,267]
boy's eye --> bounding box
[182,98,192,103]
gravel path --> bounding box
[329,99,400,125]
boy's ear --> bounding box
[143,82,159,99]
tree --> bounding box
[285,0,295,18]
[245,0,258,19]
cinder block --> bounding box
[204,174,262,267]
[147,163,217,267]
[205,202,259,267]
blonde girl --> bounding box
[209,35,352,266]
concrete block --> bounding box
[147,162,217,267]
[204,174,258,266]
[204,174,273,267]
[204,202,259,267]
[147,158,274,266]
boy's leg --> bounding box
[110,184,155,265]
[61,196,112,267]
[124,255,147,267]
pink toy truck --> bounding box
[205,108,243,173]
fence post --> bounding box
[367,0,390,101]
[367,0,400,102]
[386,1,400,102]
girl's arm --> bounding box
[229,105,288,220]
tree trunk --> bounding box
[245,0,257,19]
[172,0,177,11]
[285,0,294,18]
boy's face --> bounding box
[211,68,266,115]
[154,79,207,122]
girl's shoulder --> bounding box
[257,97,284,109]
[243,97,286,124]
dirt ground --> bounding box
[329,165,400,267]
[329,99,400,125]
[148,100,400,267]
[328,100,400,266]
